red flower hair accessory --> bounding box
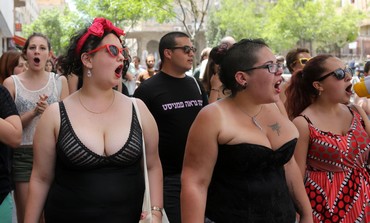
[75,17,125,55]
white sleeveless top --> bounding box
[12,73,60,146]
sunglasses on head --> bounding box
[316,68,352,81]
[87,44,129,60]
[296,58,311,65]
[168,46,197,54]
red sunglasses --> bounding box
[87,44,129,60]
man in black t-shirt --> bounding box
[134,32,208,223]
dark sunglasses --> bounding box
[242,63,284,74]
[316,68,352,81]
[168,46,197,54]
[87,44,129,60]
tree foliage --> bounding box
[22,0,365,57]
[73,0,176,30]
[207,0,270,45]
[207,0,365,55]
[22,7,85,56]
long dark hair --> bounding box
[285,54,333,119]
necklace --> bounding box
[238,105,264,131]
[78,91,115,114]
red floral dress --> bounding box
[301,109,370,223]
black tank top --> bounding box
[44,102,145,223]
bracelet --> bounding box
[211,88,219,92]
[151,206,163,216]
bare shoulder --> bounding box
[3,76,15,97]
[292,115,309,129]
[43,102,60,119]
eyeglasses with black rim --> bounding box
[241,63,284,74]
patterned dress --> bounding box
[301,108,370,223]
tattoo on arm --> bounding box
[269,122,281,136]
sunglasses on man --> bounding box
[168,46,197,54]
[316,68,352,81]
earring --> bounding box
[243,82,248,89]
[87,69,92,77]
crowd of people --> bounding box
[1,16,370,223]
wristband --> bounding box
[211,88,219,92]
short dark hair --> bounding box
[214,38,268,96]
[158,32,190,63]
[286,48,310,73]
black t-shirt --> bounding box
[134,71,208,175]
[0,85,19,203]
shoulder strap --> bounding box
[131,98,152,220]
[189,75,202,95]
[297,114,313,125]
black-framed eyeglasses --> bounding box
[316,68,352,81]
[168,46,197,54]
[242,63,284,74]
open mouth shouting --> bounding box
[345,84,353,96]
[115,65,123,78]
[274,79,282,93]
[34,57,41,66]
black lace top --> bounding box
[44,102,145,223]
[205,139,297,223]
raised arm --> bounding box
[181,105,219,223]
[24,103,59,223]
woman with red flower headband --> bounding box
[25,18,163,223]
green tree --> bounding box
[207,0,365,56]
[73,0,175,31]
[207,0,271,45]
[22,7,85,56]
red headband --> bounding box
[75,17,125,55]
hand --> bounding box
[35,94,49,115]
[210,73,222,90]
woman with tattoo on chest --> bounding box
[181,39,313,223]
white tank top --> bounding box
[12,73,60,146]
